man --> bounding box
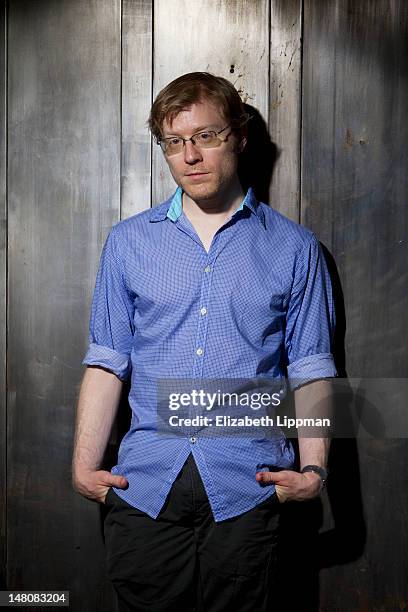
[72,72,336,612]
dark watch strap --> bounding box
[301,464,328,486]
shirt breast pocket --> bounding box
[233,268,289,344]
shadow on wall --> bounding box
[275,249,367,611]
[238,103,278,204]
[239,103,368,609]
[241,105,366,608]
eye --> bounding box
[167,137,183,146]
[196,131,214,142]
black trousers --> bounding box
[103,453,281,612]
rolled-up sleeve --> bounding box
[82,225,135,381]
[285,234,337,390]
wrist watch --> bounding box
[301,465,328,488]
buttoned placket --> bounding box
[173,211,245,443]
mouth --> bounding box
[186,172,209,183]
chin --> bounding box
[182,181,218,201]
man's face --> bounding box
[161,100,245,203]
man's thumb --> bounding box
[109,475,128,489]
[256,470,283,484]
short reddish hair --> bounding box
[148,72,247,140]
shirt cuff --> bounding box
[82,342,131,381]
[287,352,337,391]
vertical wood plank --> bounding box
[302,1,408,610]
[121,0,153,218]
[153,0,269,205]
[7,1,121,609]
[0,0,7,589]
[302,0,408,377]
[269,0,302,221]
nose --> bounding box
[183,139,203,164]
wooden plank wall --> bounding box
[0,0,6,591]
[153,0,270,206]
[2,1,407,610]
[301,2,408,611]
[121,0,152,217]
[7,1,121,609]
[269,0,302,221]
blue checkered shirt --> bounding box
[82,186,337,521]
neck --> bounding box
[182,178,245,222]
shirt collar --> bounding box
[149,186,265,227]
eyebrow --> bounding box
[163,125,220,137]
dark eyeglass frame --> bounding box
[156,125,232,155]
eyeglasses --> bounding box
[157,125,232,156]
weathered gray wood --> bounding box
[269,0,302,221]
[301,1,408,610]
[152,0,270,205]
[0,0,6,590]
[3,1,408,610]
[7,1,121,609]
[121,0,153,218]
[302,0,408,376]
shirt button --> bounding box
[200,307,207,316]
[196,347,204,356]
[204,265,211,273]
[190,436,197,443]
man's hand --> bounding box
[255,469,322,503]
[72,367,127,504]
[73,470,128,505]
